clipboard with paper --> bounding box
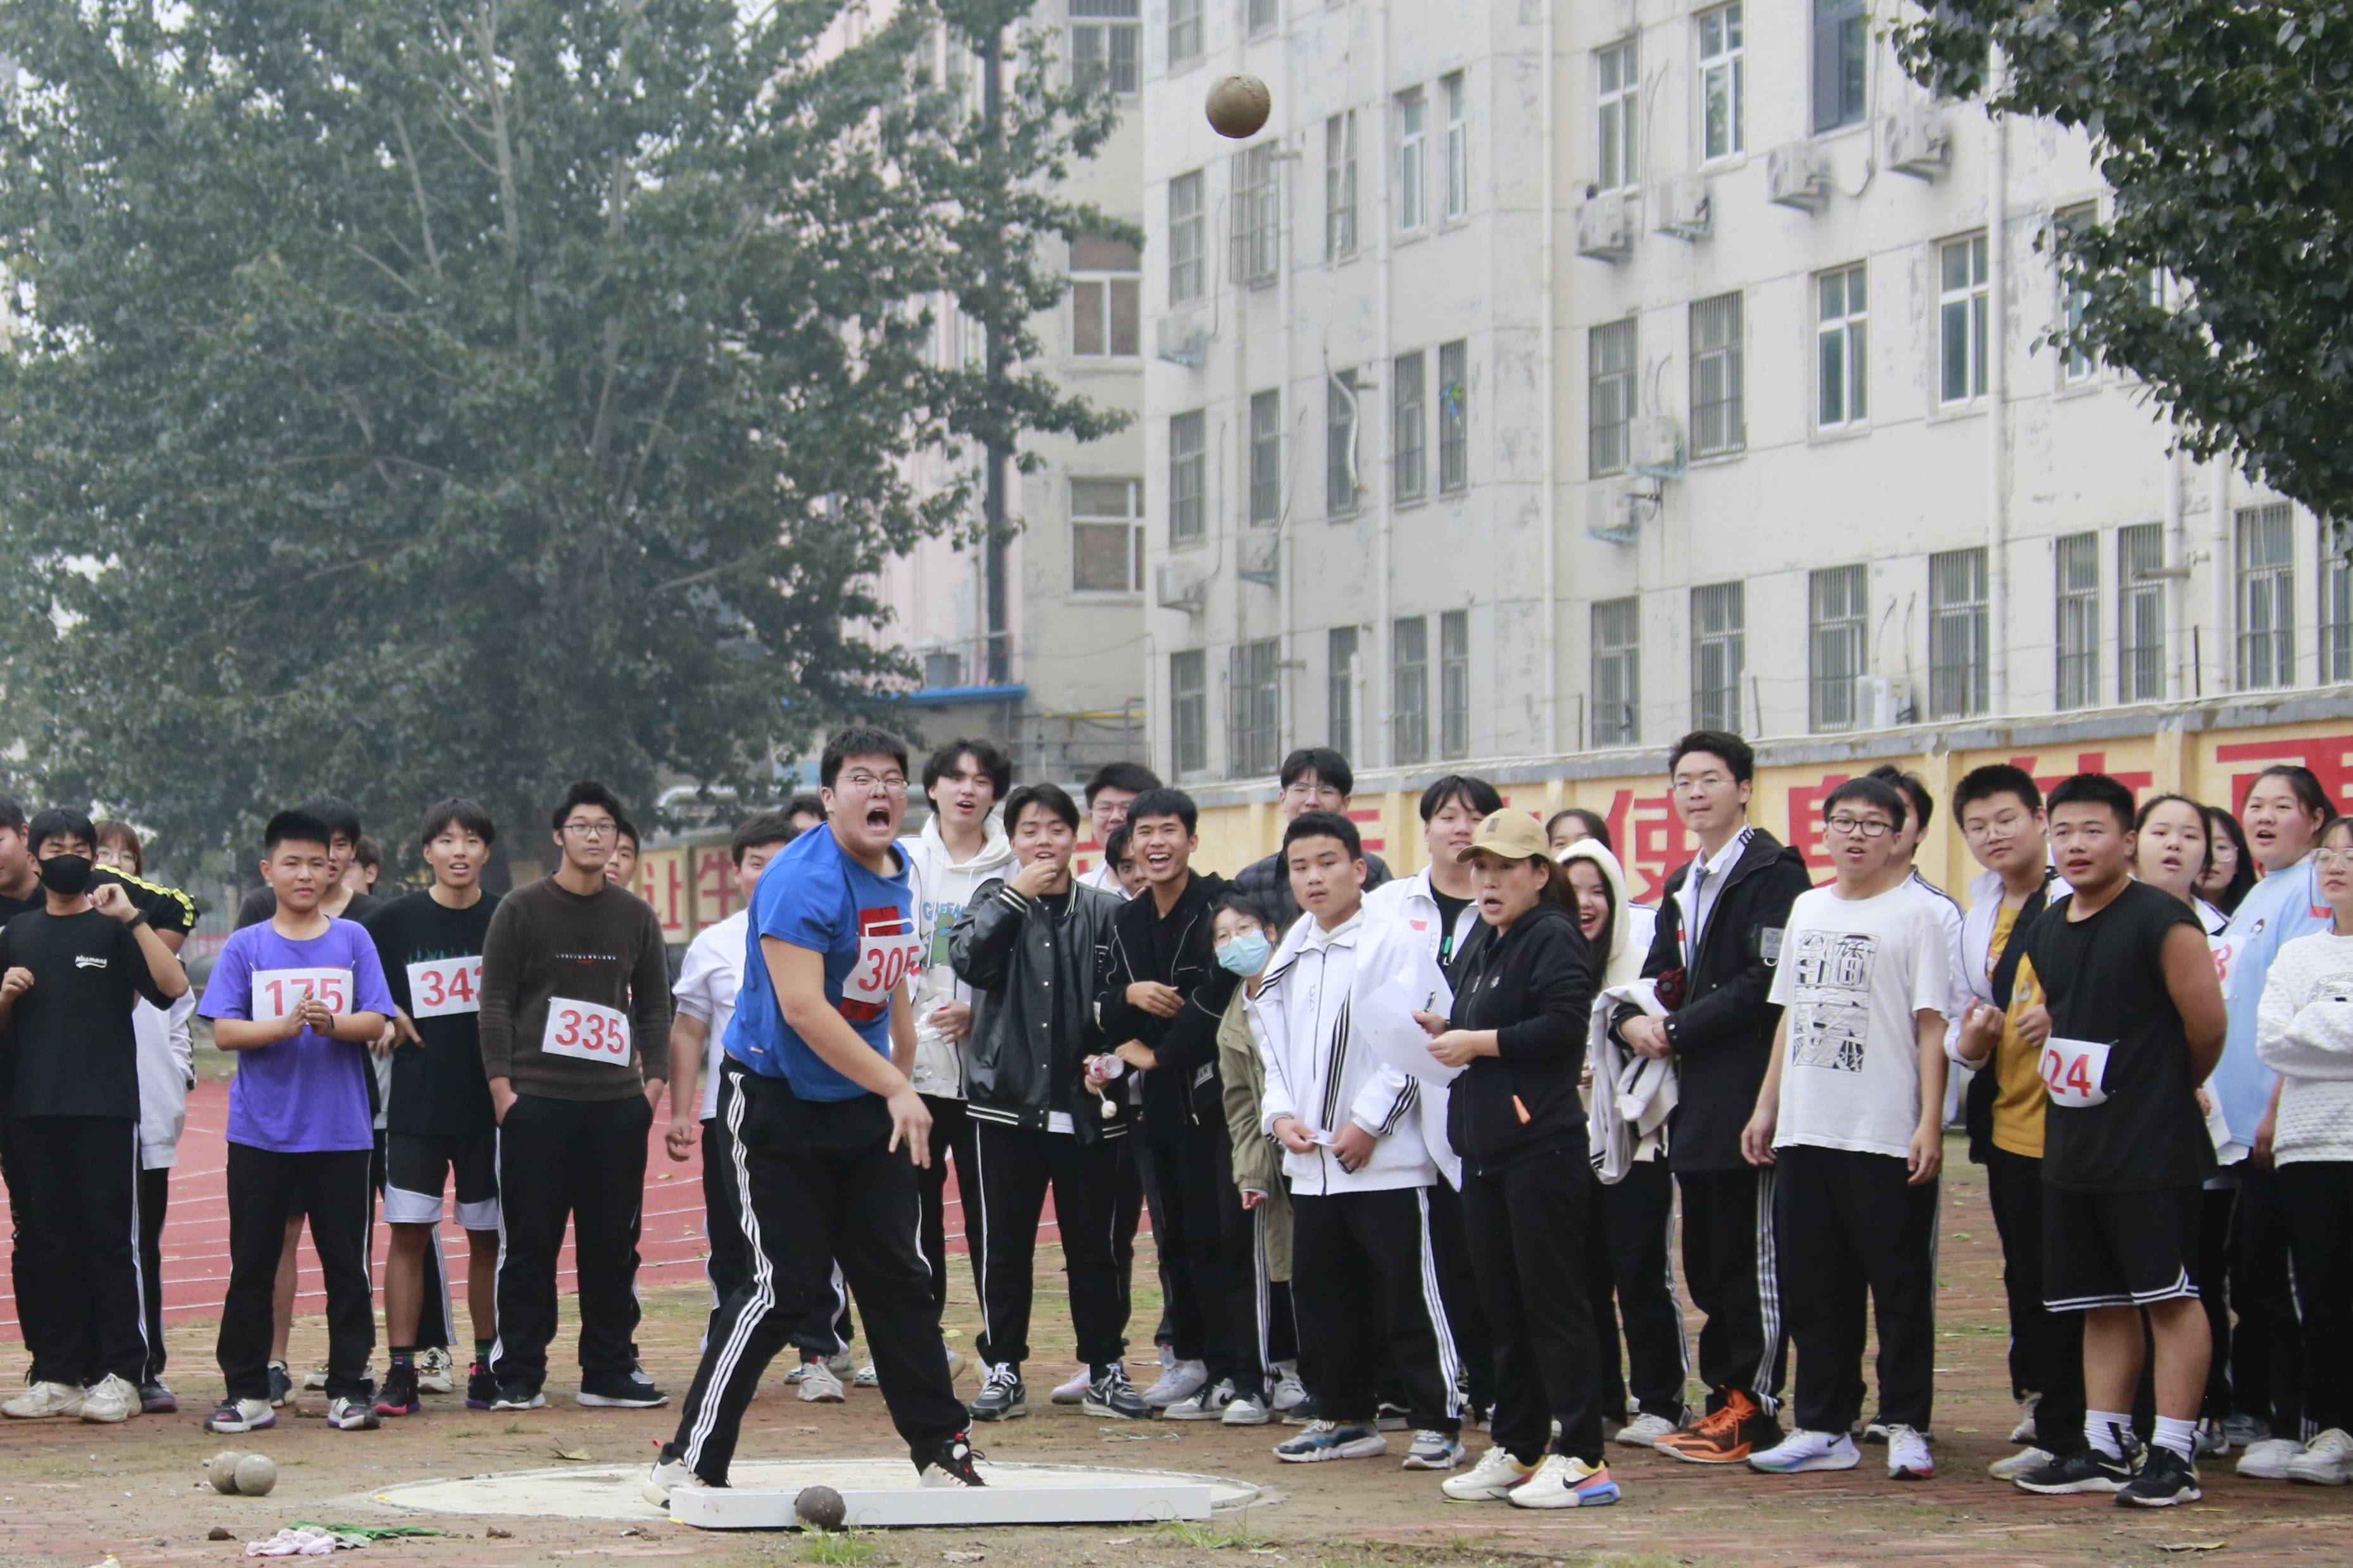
[1360,969,1461,1085]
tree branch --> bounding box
[391,108,444,279]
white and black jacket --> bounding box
[1365,867,1483,973]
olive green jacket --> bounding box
[1217,986,1292,1283]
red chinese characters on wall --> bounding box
[693,848,739,925]
[2215,734,2353,813]
[636,853,686,937]
[1603,788,1700,903]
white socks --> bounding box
[2153,1415,2198,1460]
[2087,1410,2132,1460]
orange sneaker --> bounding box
[1653,1391,1781,1465]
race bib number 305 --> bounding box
[407,956,483,1019]
[843,910,923,1021]
[2040,1034,2112,1108]
[253,967,351,1022]
[542,998,632,1064]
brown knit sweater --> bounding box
[479,877,672,1099]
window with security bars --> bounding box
[1690,292,1745,457]
[1170,649,1207,775]
[1069,477,1143,593]
[1069,0,1140,97]
[1393,350,1426,501]
[1691,582,1744,732]
[1168,0,1202,68]
[1168,172,1205,303]
[2325,522,2353,684]
[1228,639,1280,777]
[2055,531,2100,710]
[1327,370,1359,515]
[1071,234,1140,357]
[1440,610,1470,758]
[1325,112,1359,260]
[2118,522,2166,703]
[1248,0,1278,36]
[1808,565,1865,732]
[2237,503,2296,689]
[1232,144,1279,285]
[1328,626,1359,757]
[1929,547,1990,718]
[1168,411,1205,546]
[1438,340,1468,492]
[1249,391,1281,525]
[1393,616,1430,764]
[1591,598,1639,746]
[1589,318,1637,476]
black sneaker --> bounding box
[919,1431,987,1488]
[466,1362,497,1410]
[968,1364,1026,1422]
[266,1360,294,1408]
[139,1379,177,1415]
[2118,1445,2202,1507]
[2014,1447,2136,1495]
[1082,1364,1149,1421]
[489,1383,546,1412]
[577,1365,667,1408]
[375,1362,420,1417]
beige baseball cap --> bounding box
[1456,810,1551,863]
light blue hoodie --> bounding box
[2214,854,2330,1157]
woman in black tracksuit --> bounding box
[1417,810,1613,1508]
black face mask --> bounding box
[37,854,94,896]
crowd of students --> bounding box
[0,725,2347,1515]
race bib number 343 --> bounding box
[407,956,483,1019]
[253,967,351,1022]
[542,998,632,1065]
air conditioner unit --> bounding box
[1154,558,1207,613]
[1237,530,1280,587]
[1584,481,1638,544]
[1574,193,1634,261]
[1858,674,1915,729]
[1154,310,1209,368]
[1654,173,1712,241]
[1765,142,1829,211]
[1629,416,1684,479]
[1884,104,1951,180]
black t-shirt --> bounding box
[0,908,173,1120]
[1433,889,1472,965]
[2025,879,2214,1192]
[363,889,500,1136]
[239,886,381,931]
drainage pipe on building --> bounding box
[1538,0,1561,753]
[1985,51,2010,717]
[1373,0,1396,765]
[2164,448,2186,700]
[2212,461,2233,696]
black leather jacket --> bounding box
[950,876,1125,1144]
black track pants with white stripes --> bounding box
[11,1115,146,1388]
[1587,1156,1689,1423]
[1289,1185,1462,1433]
[1676,1163,1789,1416]
[491,1093,650,1391]
[666,1064,968,1483]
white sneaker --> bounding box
[416,1348,455,1395]
[2287,1428,2353,1486]
[1271,1360,1307,1414]
[2239,1436,2303,1480]
[1403,1429,1467,1471]
[1614,1412,1680,1448]
[1221,1391,1272,1426]
[2,1381,86,1419]
[1441,1445,1535,1502]
[854,1363,879,1388]
[1989,1446,2053,1479]
[827,1350,855,1377]
[643,1455,703,1507]
[1748,1430,1862,1474]
[1506,1454,1620,1509]
[79,1374,139,1424]
[1886,1425,1934,1479]
[1140,1358,1208,1410]
[1051,1366,1093,1405]
[798,1360,847,1403]
[2009,1392,2040,1446]
[1164,1378,1235,1421]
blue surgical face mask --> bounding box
[1216,931,1271,975]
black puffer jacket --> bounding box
[950,877,1124,1145]
[1232,849,1393,932]
[1444,900,1597,1177]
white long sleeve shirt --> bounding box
[2255,928,2353,1165]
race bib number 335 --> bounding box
[407,956,483,1019]
[542,998,632,1064]
[253,967,351,1022]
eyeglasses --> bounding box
[1672,772,1733,791]
[562,821,617,839]
[1281,782,1341,802]
[1825,815,1895,839]
[2314,849,2353,870]
[838,773,909,796]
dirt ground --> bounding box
[0,1139,2341,1568]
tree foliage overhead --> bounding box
[1898,1,2353,525]
[0,0,1121,861]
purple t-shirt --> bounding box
[200,918,396,1153]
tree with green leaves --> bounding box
[1898,1,2353,529]
[0,0,1122,869]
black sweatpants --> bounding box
[2279,1160,2353,1434]
[1114,1134,1163,1352]
[1137,1117,1260,1391]
[1461,1149,1605,1464]
[914,1094,987,1323]
[1983,1145,2085,1452]
[2197,1184,2238,1422]
[0,1117,41,1375]
[1588,1156,1689,1423]
[139,1165,170,1381]
[1676,1163,1788,1415]
[491,1092,651,1391]
[1773,1145,1938,1436]
[1290,1185,1461,1433]
[2228,1158,2303,1434]
[970,1121,1128,1369]
[11,1117,146,1388]
[220,1143,374,1402]
[666,1065,968,1483]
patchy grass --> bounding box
[798,1527,879,1566]
[1156,1519,1265,1550]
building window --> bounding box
[1689,292,1745,458]
[1326,370,1359,515]
[2325,522,2353,684]
[1691,582,1744,732]
[2056,204,2097,385]
[1393,616,1430,764]
[1168,171,1205,304]
[1596,40,1639,192]
[1816,263,1867,428]
[1071,234,1140,357]
[1812,0,1867,133]
[1392,349,1427,501]
[2054,530,2100,711]
[1069,0,1140,98]
[1808,565,1866,732]
[1437,339,1468,492]
[1589,317,1637,477]
[1325,111,1358,260]
[2118,522,2166,703]
[1170,649,1208,776]
[1698,4,1744,162]
[1592,597,1640,746]
[1443,73,1468,220]
[1168,0,1202,68]
[1248,0,1279,37]
[1069,477,1143,593]
[1168,411,1206,546]
[1940,233,1990,405]
[1440,609,1470,758]
[1232,144,1280,285]
[2236,502,2296,690]
[1928,546,1990,718]
[1249,391,1282,526]
[1396,87,1427,232]
[1328,625,1359,757]
[1229,638,1280,777]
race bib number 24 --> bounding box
[2040,1035,2112,1108]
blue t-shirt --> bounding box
[199,918,397,1153]
[2214,855,2331,1154]
[724,824,915,1102]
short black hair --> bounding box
[1669,729,1754,784]
[788,792,826,820]
[1102,824,1135,869]
[1953,764,2042,818]
[551,779,628,834]
[1420,774,1503,824]
[297,795,363,844]
[1866,764,1935,837]
[2047,772,2137,831]
[924,737,1014,801]
[420,796,498,846]
[1216,888,1277,926]
[265,809,336,854]
[27,806,96,856]
[1545,807,1612,853]
[730,810,799,866]
[1004,781,1080,834]
[1283,809,1362,859]
[351,834,384,872]
[1822,776,1907,827]
[1279,747,1355,798]
[1084,762,1161,805]
[614,817,641,853]
[1124,787,1198,836]
[0,795,26,834]
[821,726,911,791]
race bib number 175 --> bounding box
[253,967,351,1022]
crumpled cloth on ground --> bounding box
[245,1527,368,1557]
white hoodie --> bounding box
[136,991,198,1170]
[1562,841,1670,1177]
[900,813,1018,1099]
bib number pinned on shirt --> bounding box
[542,998,632,1064]
[845,916,924,1013]
[253,967,351,1022]
[2040,1035,2112,1108]
[407,956,483,1019]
